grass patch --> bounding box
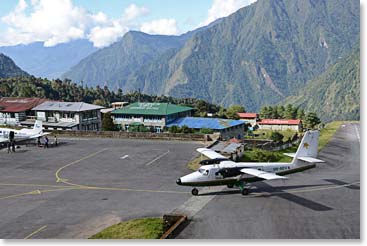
[89,217,164,239]
[318,121,345,150]
[187,155,203,171]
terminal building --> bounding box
[21,101,104,131]
[111,102,193,133]
[166,117,246,140]
[0,97,49,126]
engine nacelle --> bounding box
[199,158,229,165]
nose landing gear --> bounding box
[191,188,199,196]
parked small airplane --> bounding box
[0,120,49,144]
[176,130,324,196]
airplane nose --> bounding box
[176,178,182,185]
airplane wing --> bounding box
[197,148,228,160]
[0,137,8,143]
[297,157,325,163]
[31,132,50,138]
[240,168,288,180]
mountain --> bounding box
[284,44,360,122]
[0,39,97,79]
[123,0,359,111]
[62,31,195,89]
[0,53,29,78]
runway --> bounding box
[176,123,360,239]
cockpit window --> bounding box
[198,168,209,176]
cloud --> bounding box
[0,0,151,48]
[124,4,149,21]
[200,0,257,27]
[140,19,179,35]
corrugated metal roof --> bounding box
[32,101,104,112]
[259,119,301,125]
[0,97,50,113]
[211,142,228,152]
[166,117,245,130]
[111,102,193,116]
[222,143,242,153]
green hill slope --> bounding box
[0,53,29,78]
[123,0,359,111]
[284,45,360,121]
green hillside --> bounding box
[0,53,29,78]
[62,31,190,89]
[285,45,360,122]
[123,0,359,111]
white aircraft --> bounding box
[176,130,324,196]
[0,120,49,144]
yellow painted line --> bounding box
[0,183,72,188]
[55,148,108,186]
[24,225,47,239]
[0,187,77,200]
[77,185,190,194]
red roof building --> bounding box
[237,113,259,119]
[258,119,301,125]
[0,97,50,125]
[258,119,302,131]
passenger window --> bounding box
[203,170,209,176]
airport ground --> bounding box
[0,123,360,239]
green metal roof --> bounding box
[111,102,193,116]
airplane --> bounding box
[176,130,324,196]
[0,120,49,144]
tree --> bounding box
[296,108,305,120]
[259,106,269,119]
[270,131,284,142]
[168,125,180,133]
[200,128,214,134]
[304,112,321,129]
[102,113,117,131]
[226,105,245,119]
[181,125,193,133]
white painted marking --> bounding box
[354,124,360,143]
[172,186,225,218]
[120,155,129,160]
[145,150,170,166]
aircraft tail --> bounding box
[33,120,43,133]
[284,130,324,165]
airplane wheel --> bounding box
[241,188,249,196]
[227,184,234,188]
[191,188,199,196]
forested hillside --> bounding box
[123,0,359,110]
[285,44,360,121]
[0,54,29,78]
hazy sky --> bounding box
[0,0,256,48]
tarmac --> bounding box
[176,123,360,239]
[0,138,202,239]
[0,122,360,239]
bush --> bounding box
[270,131,284,142]
[200,128,214,134]
[253,149,279,162]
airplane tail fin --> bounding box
[284,130,324,165]
[33,120,43,133]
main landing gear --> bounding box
[236,181,250,196]
[191,188,199,196]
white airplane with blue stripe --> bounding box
[176,130,324,196]
[0,120,49,144]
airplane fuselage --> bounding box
[177,162,315,187]
[0,128,39,142]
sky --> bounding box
[0,0,257,48]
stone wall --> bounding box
[50,130,206,141]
